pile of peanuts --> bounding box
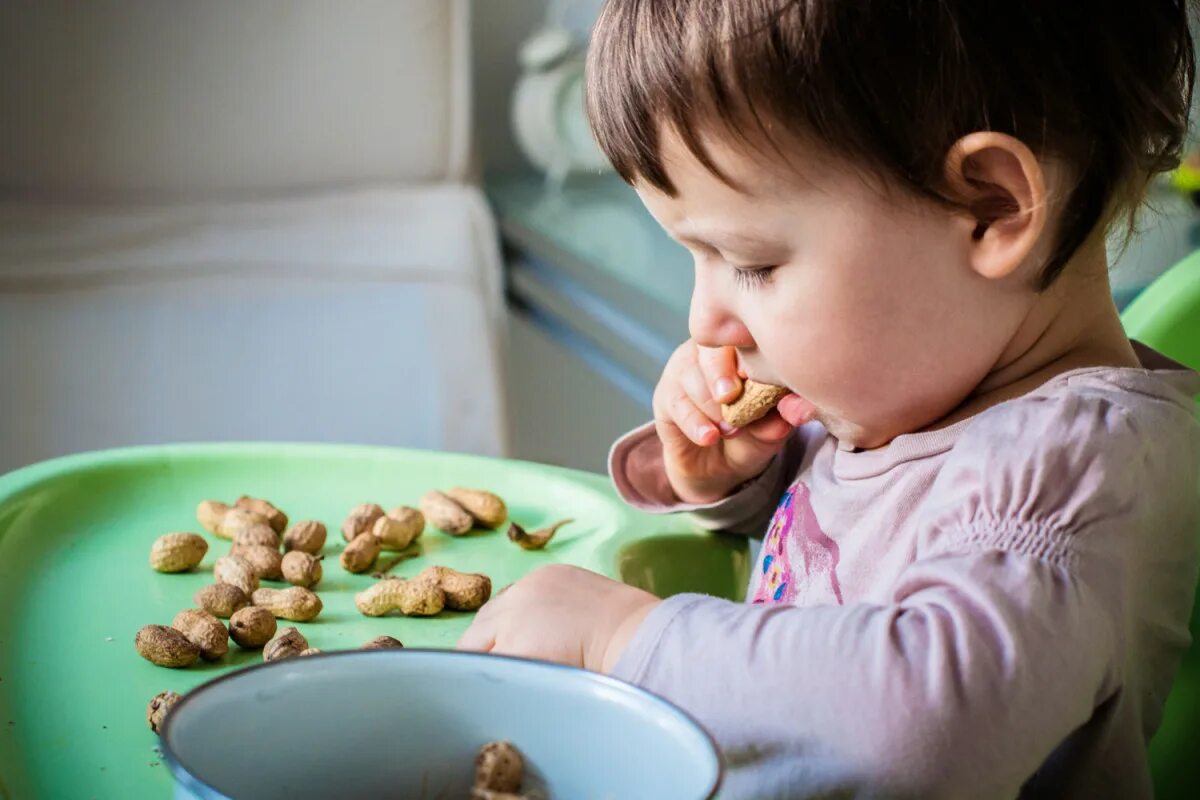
[138,490,568,731]
[139,490,548,798]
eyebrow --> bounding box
[673,227,775,252]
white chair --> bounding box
[0,0,507,473]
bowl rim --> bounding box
[160,648,724,800]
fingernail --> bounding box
[718,421,737,436]
[714,378,736,399]
[694,424,714,442]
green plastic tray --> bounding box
[0,443,749,799]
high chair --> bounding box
[0,1,507,474]
[1122,248,1200,796]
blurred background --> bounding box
[1,0,1197,476]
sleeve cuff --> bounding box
[608,422,788,533]
[609,593,709,684]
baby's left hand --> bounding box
[456,564,660,673]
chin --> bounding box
[816,413,897,451]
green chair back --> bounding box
[1121,249,1200,797]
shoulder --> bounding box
[922,369,1200,561]
[959,367,1198,474]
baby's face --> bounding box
[637,129,1034,448]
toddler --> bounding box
[461,2,1200,797]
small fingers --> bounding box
[679,364,729,430]
[696,345,742,404]
[664,393,720,446]
[456,617,496,652]
[741,409,794,443]
[456,596,502,651]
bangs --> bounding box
[584,0,827,195]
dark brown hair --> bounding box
[585,0,1196,288]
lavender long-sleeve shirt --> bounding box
[608,347,1200,799]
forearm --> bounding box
[612,549,1115,799]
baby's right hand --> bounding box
[653,340,798,505]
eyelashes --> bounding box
[730,266,777,289]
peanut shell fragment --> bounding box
[507,519,573,551]
[146,690,182,734]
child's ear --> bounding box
[942,132,1048,281]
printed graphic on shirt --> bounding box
[752,482,844,606]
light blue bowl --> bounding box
[161,650,723,799]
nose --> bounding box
[688,268,753,349]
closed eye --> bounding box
[731,265,777,289]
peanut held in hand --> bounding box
[721,380,790,428]
[653,340,796,505]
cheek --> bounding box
[748,219,1003,421]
